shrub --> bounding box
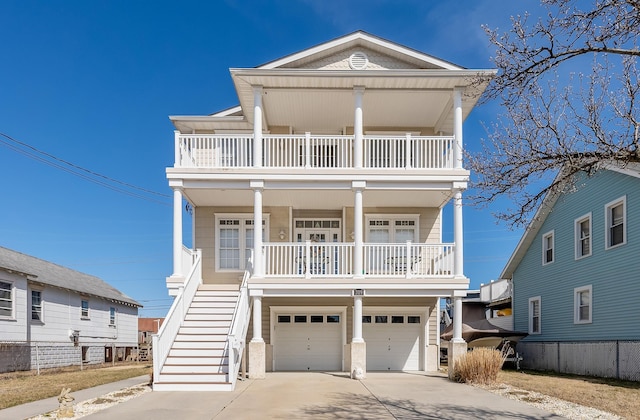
[452,347,505,385]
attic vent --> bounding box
[349,51,369,70]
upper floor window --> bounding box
[215,215,268,271]
[109,307,116,326]
[81,299,90,319]
[0,280,13,318]
[575,213,592,259]
[366,216,418,243]
[574,285,592,324]
[31,290,43,322]
[529,296,541,334]
[542,231,554,265]
[605,196,626,249]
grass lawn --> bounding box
[0,363,151,410]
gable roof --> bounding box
[500,164,640,280]
[0,246,141,307]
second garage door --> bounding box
[274,313,342,371]
[364,313,422,371]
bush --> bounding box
[452,347,505,385]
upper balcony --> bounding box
[174,133,455,171]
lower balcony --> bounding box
[261,242,454,280]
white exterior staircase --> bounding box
[153,285,240,391]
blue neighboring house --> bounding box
[500,164,640,381]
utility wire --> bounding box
[0,132,171,206]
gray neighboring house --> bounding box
[0,246,141,373]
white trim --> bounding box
[574,212,592,260]
[604,196,627,250]
[574,285,593,324]
[542,230,554,266]
[528,296,541,334]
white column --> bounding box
[352,295,364,343]
[453,87,463,169]
[252,181,264,277]
[172,188,183,278]
[251,295,263,342]
[253,85,263,168]
[452,296,464,343]
[353,181,365,277]
[453,190,464,277]
[353,86,364,169]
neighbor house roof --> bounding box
[500,163,640,280]
[0,246,141,307]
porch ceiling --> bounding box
[230,69,494,134]
[180,187,455,209]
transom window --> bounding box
[542,231,554,265]
[575,214,592,259]
[277,314,340,323]
[605,197,626,249]
[0,280,12,318]
[574,285,592,324]
[31,290,42,321]
[216,215,268,271]
[529,297,541,334]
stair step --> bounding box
[171,340,227,349]
[153,382,234,392]
[184,313,233,321]
[178,326,231,335]
[199,284,240,291]
[168,348,227,357]
[190,300,237,307]
[182,320,232,328]
[165,355,228,364]
[187,307,235,315]
[155,372,229,383]
[174,333,227,342]
[162,364,229,374]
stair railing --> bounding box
[152,249,202,384]
[228,258,253,387]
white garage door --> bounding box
[274,313,342,371]
[364,314,422,371]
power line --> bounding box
[0,131,171,206]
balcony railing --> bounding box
[262,241,454,279]
[175,134,455,170]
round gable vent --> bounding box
[349,51,369,70]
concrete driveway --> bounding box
[83,372,561,419]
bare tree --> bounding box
[469,0,640,227]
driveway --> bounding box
[83,372,560,419]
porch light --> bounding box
[279,230,286,240]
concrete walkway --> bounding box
[80,372,561,420]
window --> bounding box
[574,285,592,324]
[367,216,418,243]
[0,280,12,318]
[294,315,307,323]
[327,315,340,323]
[575,213,592,259]
[605,197,626,248]
[407,316,421,324]
[391,316,404,324]
[31,290,42,321]
[529,297,541,334]
[310,315,323,323]
[216,215,268,271]
[542,231,554,265]
[81,300,89,319]
[109,307,116,326]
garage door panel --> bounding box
[364,315,421,371]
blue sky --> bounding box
[1,1,539,317]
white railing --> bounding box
[480,278,512,303]
[227,259,252,387]
[264,242,354,278]
[175,134,455,169]
[363,242,455,277]
[152,249,202,382]
[363,135,454,169]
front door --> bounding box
[294,219,341,275]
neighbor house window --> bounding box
[216,215,268,271]
[542,231,554,265]
[574,285,592,324]
[31,290,42,321]
[575,213,592,259]
[0,280,12,318]
[81,300,89,319]
[109,307,116,326]
[529,296,541,334]
[605,197,626,248]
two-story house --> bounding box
[500,165,640,381]
[153,31,495,391]
[0,246,141,373]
